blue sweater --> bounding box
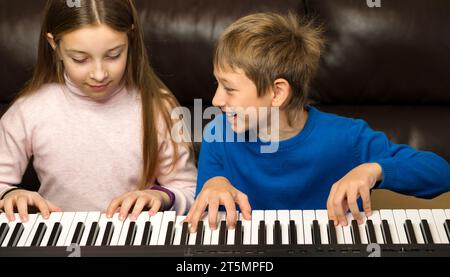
[196,106,450,210]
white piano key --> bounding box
[117,214,135,246]
[211,212,226,245]
[240,213,251,245]
[133,212,151,246]
[342,213,353,244]
[358,212,368,244]
[79,212,101,246]
[405,209,425,244]
[56,212,76,247]
[264,210,277,245]
[64,212,88,246]
[157,211,176,245]
[380,209,400,244]
[302,210,315,245]
[226,211,238,245]
[431,209,449,244]
[445,209,450,219]
[315,210,329,244]
[392,210,409,244]
[419,209,441,243]
[202,215,212,245]
[277,210,290,245]
[290,210,304,244]
[16,214,39,247]
[172,216,186,245]
[109,213,125,246]
[149,212,163,246]
[251,210,264,245]
[368,211,384,244]
[38,212,63,247]
[335,224,345,244]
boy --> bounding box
[185,12,450,232]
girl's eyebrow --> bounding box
[65,43,127,54]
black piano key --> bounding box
[71,222,85,245]
[0,223,10,245]
[328,220,338,245]
[351,220,361,244]
[125,222,137,246]
[101,222,114,246]
[445,220,450,242]
[420,219,434,244]
[366,220,377,244]
[381,220,393,245]
[234,220,242,245]
[180,222,189,246]
[7,223,24,247]
[274,220,282,245]
[47,223,62,246]
[141,221,152,246]
[404,219,417,244]
[195,221,204,245]
[218,221,227,245]
[31,222,47,247]
[312,220,321,245]
[164,221,174,245]
[258,220,266,245]
[86,222,100,246]
[289,220,297,245]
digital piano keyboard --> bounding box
[1,209,450,257]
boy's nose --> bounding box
[212,89,226,108]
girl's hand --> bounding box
[327,163,383,226]
[106,189,170,221]
[0,189,62,222]
[185,176,252,233]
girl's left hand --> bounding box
[327,163,383,227]
[106,190,170,221]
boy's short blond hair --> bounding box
[214,12,324,124]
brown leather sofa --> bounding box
[1,0,449,208]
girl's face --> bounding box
[48,24,129,100]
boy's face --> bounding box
[48,24,129,101]
[212,67,274,133]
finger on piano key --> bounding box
[109,213,125,246]
[79,212,101,246]
[302,210,314,245]
[251,210,264,245]
[367,210,384,244]
[392,209,408,244]
[56,212,76,247]
[264,210,277,245]
[132,212,150,246]
[315,210,329,245]
[405,209,425,244]
[226,211,238,245]
[289,210,303,245]
[211,212,225,245]
[277,210,290,245]
[239,212,251,245]
[16,213,38,247]
[380,209,400,244]
[157,211,176,246]
[431,209,449,244]
[64,212,88,246]
[419,209,440,244]
[118,214,136,246]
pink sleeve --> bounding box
[0,101,32,197]
[156,134,197,215]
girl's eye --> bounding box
[72,58,87,64]
[107,54,121,60]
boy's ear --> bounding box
[271,78,291,108]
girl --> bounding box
[0,0,196,222]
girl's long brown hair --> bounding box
[17,0,189,189]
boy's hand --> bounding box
[106,189,170,221]
[0,189,62,222]
[185,176,252,233]
[327,163,382,226]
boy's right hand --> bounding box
[185,177,252,233]
[0,189,62,222]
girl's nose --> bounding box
[90,63,109,83]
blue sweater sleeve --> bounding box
[351,119,450,198]
[196,120,225,196]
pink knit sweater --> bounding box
[0,75,196,214]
